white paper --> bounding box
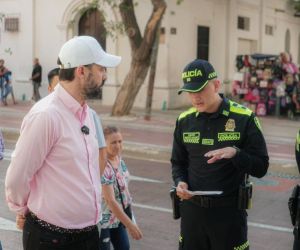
[186,190,223,196]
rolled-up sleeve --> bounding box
[5,111,55,215]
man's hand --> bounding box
[176,181,193,200]
[16,214,25,230]
[204,147,238,164]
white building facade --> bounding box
[1,0,300,109]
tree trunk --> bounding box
[111,0,166,116]
[111,58,150,116]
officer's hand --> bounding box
[205,147,238,164]
[176,181,193,200]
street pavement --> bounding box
[0,100,299,249]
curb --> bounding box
[1,127,172,162]
[1,127,20,141]
[1,127,298,166]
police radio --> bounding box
[238,174,253,210]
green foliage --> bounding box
[0,13,5,23]
[4,48,12,55]
[104,20,125,41]
[290,0,300,11]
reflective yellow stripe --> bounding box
[178,107,197,121]
[179,235,183,243]
[297,131,300,152]
[229,100,252,116]
[254,117,262,131]
[234,240,249,250]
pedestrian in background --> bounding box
[47,67,60,92]
[0,59,8,104]
[99,126,142,250]
[5,35,121,250]
[2,71,16,105]
[171,59,269,250]
[30,57,42,101]
[0,129,4,161]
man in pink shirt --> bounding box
[5,36,121,250]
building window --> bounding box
[197,26,209,60]
[265,25,273,36]
[4,17,19,32]
[237,16,250,31]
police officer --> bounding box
[171,59,269,250]
[294,130,300,250]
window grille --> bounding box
[5,17,19,32]
[237,16,250,31]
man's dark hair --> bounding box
[56,58,93,81]
[57,58,76,81]
[47,68,60,85]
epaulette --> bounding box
[178,107,198,121]
[229,100,252,116]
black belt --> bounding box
[190,195,237,208]
[27,212,97,234]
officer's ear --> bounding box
[212,79,221,93]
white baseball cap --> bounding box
[58,36,121,69]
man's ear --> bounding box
[75,66,84,77]
[213,79,221,93]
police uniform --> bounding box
[171,59,269,250]
[293,130,300,250]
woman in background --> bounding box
[99,126,142,250]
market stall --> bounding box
[232,52,299,117]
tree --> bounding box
[289,0,300,16]
[74,0,167,116]
[111,0,167,116]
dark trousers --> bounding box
[293,228,300,250]
[99,224,130,250]
[23,215,99,250]
[32,81,41,101]
[179,200,249,250]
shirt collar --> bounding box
[55,84,88,123]
[196,96,230,119]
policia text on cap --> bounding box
[171,59,269,250]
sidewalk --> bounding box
[0,100,299,170]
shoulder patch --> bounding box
[229,100,252,116]
[178,107,198,121]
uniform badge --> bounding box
[225,119,236,132]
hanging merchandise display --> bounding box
[232,52,299,118]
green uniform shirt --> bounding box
[171,98,269,196]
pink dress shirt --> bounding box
[5,84,101,229]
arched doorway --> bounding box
[79,9,106,99]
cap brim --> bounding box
[178,80,209,95]
[96,53,122,68]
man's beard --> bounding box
[82,73,102,98]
